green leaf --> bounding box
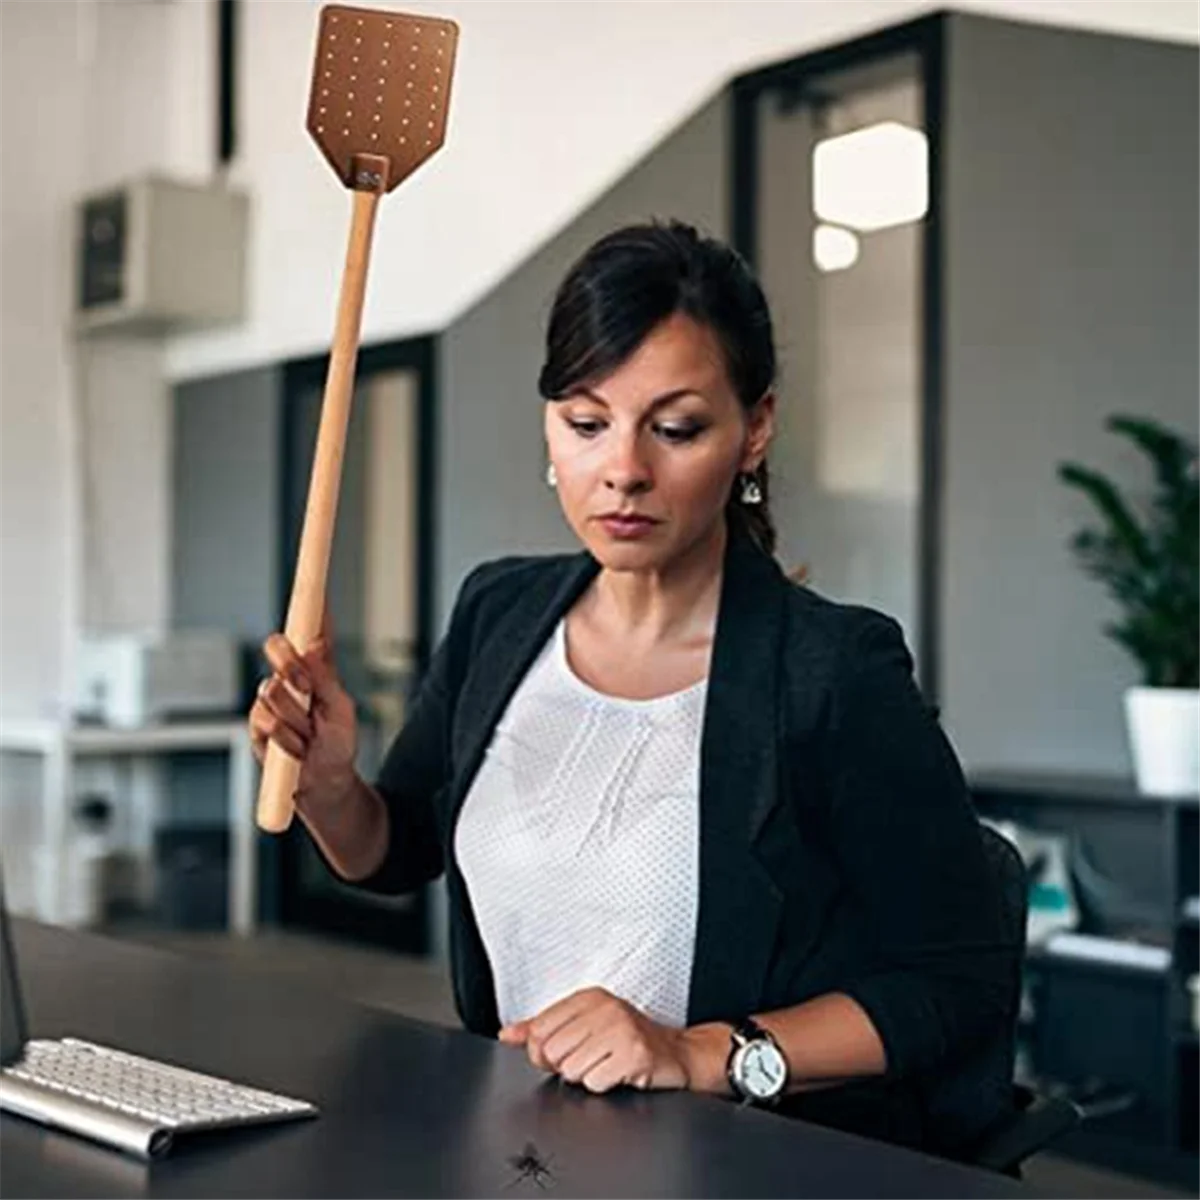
[1058,415,1199,688]
[1107,414,1197,498]
[1058,463,1153,569]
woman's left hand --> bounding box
[498,987,721,1094]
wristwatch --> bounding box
[726,1018,788,1105]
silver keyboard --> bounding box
[0,1037,316,1158]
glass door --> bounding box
[747,47,933,688]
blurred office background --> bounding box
[0,1,1197,1195]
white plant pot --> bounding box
[1124,686,1200,797]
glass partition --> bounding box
[752,51,928,681]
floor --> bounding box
[106,922,1193,1200]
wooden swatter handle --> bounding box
[257,187,382,833]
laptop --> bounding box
[0,878,317,1158]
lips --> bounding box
[598,514,657,524]
[597,513,660,539]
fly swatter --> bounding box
[257,4,460,833]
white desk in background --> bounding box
[0,719,257,935]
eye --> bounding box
[655,422,704,444]
[565,419,604,438]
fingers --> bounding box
[501,1005,589,1075]
[556,1039,610,1086]
[523,1032,554,1074]
[302,636,341,698]
[250,676,313,762]
[539,1015,591,1074]
[252,628,332,765]
[527,987,605,1045]
[497,1021,529,1046]
[262,674,313,730]
[261,627,345,702]
[262,633,313,696]
[250,707,305,763]
[250,723,267,766]
[250,706,305,761]
[581,1053,626,1094]
[496,988,671,1095]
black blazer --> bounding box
[353,522,1020,1158]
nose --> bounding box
[603,431,653,495]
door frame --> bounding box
[274,334,439,952]
[728,12,946,703]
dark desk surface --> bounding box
[1,921,1028,1199]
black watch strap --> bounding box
[732,1018,768,1044]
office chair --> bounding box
[967,824,1084,1176]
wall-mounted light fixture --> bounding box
[812,121,928,233]
[812,224,860,273]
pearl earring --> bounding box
[546,463,558,488]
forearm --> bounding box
[295,770,391,883]
[682,992,887,1097]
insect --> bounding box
[505,1141,556,1190]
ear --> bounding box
[740,392,777,472]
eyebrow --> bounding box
[569,387,706,412]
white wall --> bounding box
[0,0,180,916]
[0,0,81,720]
[164,0,1200,383]
[0,0,177,721]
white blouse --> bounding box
[454,617,708,1029]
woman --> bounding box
[249,220,1019,1160]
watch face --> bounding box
[735,1040,787,1100]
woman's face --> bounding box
[544,312,774,571]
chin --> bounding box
[581,533,677,572]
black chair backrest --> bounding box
[919,823,1029,1160]
[968,829,1087,1174]
[978,823,1029,958]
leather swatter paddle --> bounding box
[257,4,459,834]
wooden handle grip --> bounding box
[257,740,304,833]
[256,188,381,834]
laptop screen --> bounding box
[0,874,27,1066]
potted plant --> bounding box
[1058,415,1199,796]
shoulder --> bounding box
[777,576,913,685]
[770,578,933,754]
[449,550,584,624]
[458,550,581,598]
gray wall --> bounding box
[436,93,730,626]
[173,367,283,641]
[171,366,282,830]
[941,16,1199,775]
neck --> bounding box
[588,518,728,646]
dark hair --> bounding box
[538,219,778,556]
